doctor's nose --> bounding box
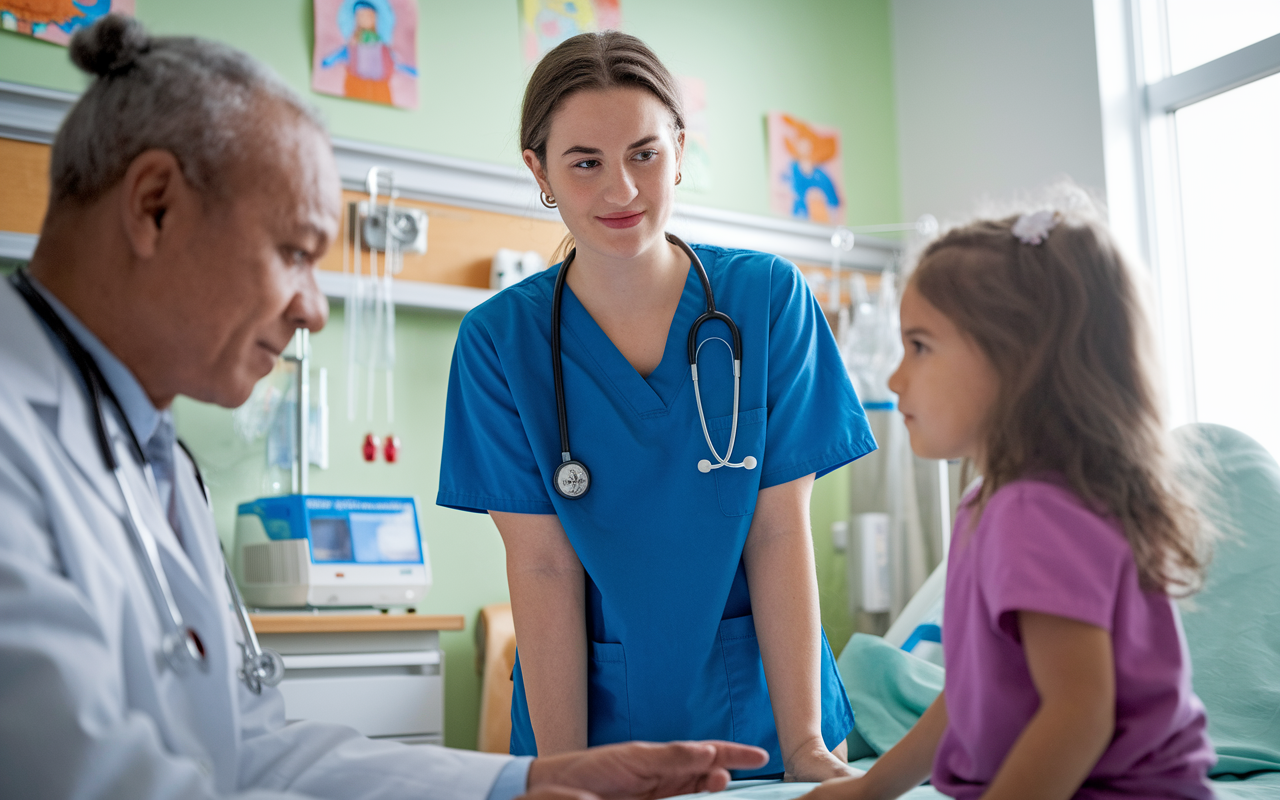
[287,270,330,333]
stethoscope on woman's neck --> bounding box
[550,233,756,500]
[10,269,284,694]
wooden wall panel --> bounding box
[323,191,568,289]
[0,137,567,290]
[0,138,51,234]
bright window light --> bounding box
[1176,71,1280,458]
[1164,0,1280,74]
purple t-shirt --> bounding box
[932,478,1215,799]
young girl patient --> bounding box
[808,207,1216,799]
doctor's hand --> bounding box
[525,740,770,800]
[519,788,601,800]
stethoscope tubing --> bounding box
[11,270,282,692]
[551,234,754,497]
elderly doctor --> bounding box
[0,15,767,800]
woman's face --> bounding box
[888,281,1000,462]
[524,87,683,263]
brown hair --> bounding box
[520,31,683,264]
[520,31,684,165]
[911,206,1210,594]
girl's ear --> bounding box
[675,129,685,173]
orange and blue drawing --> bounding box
[520,0,621,65]
[0,0,133,46]
[767,112,844,225]
[313,0,418,109]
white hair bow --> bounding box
[1011,210,1058,245]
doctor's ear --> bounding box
[118,149,187,260]
[522,149,553,196]
[675,129,685,181]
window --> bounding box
[1095,1,1280,458]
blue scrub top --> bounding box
[438,245,876,776]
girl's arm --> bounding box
[979,612,1115,800]
[491,511,589,756]
[800,691,949,800]
[743,474,855,781]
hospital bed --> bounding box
[669,423,1280,799]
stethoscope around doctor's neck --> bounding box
[10,269,284,695]
[551,233,756,500]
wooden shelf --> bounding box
[249,612,465,634]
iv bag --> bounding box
[843,271,903,407]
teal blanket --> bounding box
[1177,424,1280,781]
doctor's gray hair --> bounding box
[50,14,323,207]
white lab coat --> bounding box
[0,279,512,799]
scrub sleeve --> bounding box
[438,245,876,776]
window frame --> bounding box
[1094,0,1280,427]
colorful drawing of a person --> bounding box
[782,114,841,223]
[526,0,595,59]
[320,0,417,106]
[0,0,108,38]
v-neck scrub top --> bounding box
[438,244,876,776]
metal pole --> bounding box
[287,329,310,495]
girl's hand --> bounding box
[795,774,873,800]
[783,735,863,782]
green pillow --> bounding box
[837,633,943,757]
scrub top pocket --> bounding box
[704,407,767,516]
[587,640,632,746]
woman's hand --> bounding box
[526,740,770,800]
[783,735,862,782]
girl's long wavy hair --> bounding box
[911,205,1211,595]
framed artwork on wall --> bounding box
[677,75,711,194]
[767,111,845,225]
[0,0,134,46]
[313,0,419,109]
[519,0,621,66]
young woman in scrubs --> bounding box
[438,32,875,781]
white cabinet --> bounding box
[252,613,464,745]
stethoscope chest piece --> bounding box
[553,459,591,499]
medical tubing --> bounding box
[11,271,146,468]
[692,336,746,469]
[551,249,574,457]
[113,466,187,632]
[12,270,205,672]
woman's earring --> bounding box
[675,173,683,186]
[540,191,557,209]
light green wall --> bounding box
[173,307,861,751]
[2,0,894,750]
[173,306,513,751]
[0,0,900,223]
